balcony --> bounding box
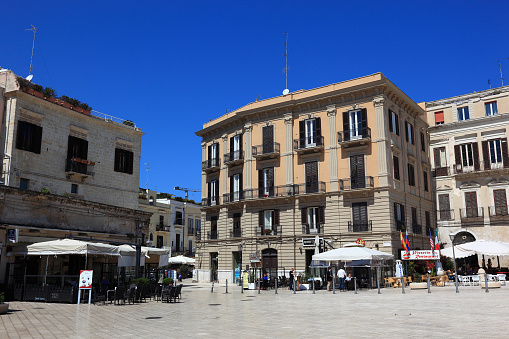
[201,197,221,207]
[230,228,242,238]
[348,220,372,232]
[255,185,297,199]
[460,207,484,221]
[252,143,280,159]
[65,158,94,178]
[412,223,422,235]
[432,167,450,177]
[156,224,169,232]
[202,158,220,172]
[294,181,326,195]
[396,221,405,231]
[258,225,280,236]
[174,218,183,226]
[339,176,374,190]
[302,223,322,234]
[294,136,324,154]
[338,127,371,147]
[488,205,509,219]
[207,231,218,240]
[437,209,455,221]
[453,161,509,178]
[224,150,244,166]
[223,191,245,204]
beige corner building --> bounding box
[426,85,509,268]
[195,73,434,283]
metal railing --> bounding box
[294,181,326,194]
[488,206,509,217]
[302,223,322,234]
[460,207,484,219]
[201,197,221,207]
[207,231,218,240]
[412,223,422,234]
[338,127,371,143]
[395,220,405,231]
[348,221,372,232]
[65,159,94,176]
[224,150,244,164]
[294,136,324,150]
[156,224,169,232]
[437,209,454,221]
[230,228,242,237]
[174,218,183,225]
[252,142,280,157]
[202,158,220,170]
[258,225,279,236]
[432,167,450,177]
[255,184,297,198]
[223,191,245,203]
[339,176,374,190]
[196,230,201,241]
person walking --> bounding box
[337,266,347,291]
[326,267,333,291]
[289,268,295,290]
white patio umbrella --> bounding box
[312,243,394,262]
[168,255,196,265]
[441,240,509,258]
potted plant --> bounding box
[0,292,8,315]
[162,277,174,287]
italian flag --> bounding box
[435,229,440,251]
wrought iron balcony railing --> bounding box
[256,184,297,198]
[437,209,454,221]
[294,181,326,195]
[207,231,218,240]
[223,191,245,203]
[396,220,405,231]
[202,158,220,170]
[201,197,221,207]
[412,223,422,235]
[252,142,280,157]
[258,225,279,236]
[338,127,371,143]
[339,176,374,190]
[230,228,242,238]
[432,167,450,177]
[65,159,94,176]
[488,205,509,217]
[460,207,484,219]
[294,136,324,151]
[224,150,244,164]
[348,221,372,232]
[302,223,322,234]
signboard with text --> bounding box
[401,250,440,260]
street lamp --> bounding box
[449,233,459,293]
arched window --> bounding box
[453,231,475,245]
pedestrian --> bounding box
[345,274,352,291]
[326,267,333,291]
[289,268,295,290]
[337,266,347,291]
[263,272,268,289]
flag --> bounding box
[435,229,440,251]
[429,229,435,254]
[405,230,410,252]
[400,231,406,250]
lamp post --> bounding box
[238,244,243,288]
[449,233,459,293]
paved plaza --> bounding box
[1,281,507,338]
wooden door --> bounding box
[464,191,478,218]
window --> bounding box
[230,173,242,201]
[352,202,368,232]
[175,211,183,225]
[188,240,193,253]
[420,132,426,152]
[423,170,428,192]
[71,184,78,194]
[159,215,164,226]
[114,148,134,174]
[264,210,273,231]
[262,125,274,153]
[489,139,503,164]
[208,179,219,205]
[306,161,320,192]
[485,101,498,116]
[233,213,241,237]
[438,194,451,220]
[259,209,279,235]
[434,147,447,168]
[157,236,164,248]
[301,206,324,234]
[464,191,479,218]
[389,110,400,135]
[188,218,194,234]
[259,167,274,197]
[342,109,367,141]
[67,136,88,160]
[434,111,444,125]
[460,144,474,167]
[20,178,29,190]
[230,134,242,160]
[210,216,218,239]
[405,121,414,144]
[425,211,431,234]
[393,156,400,180]
[16,121,42,154]
[458,107,469,121]
[494,189,508,216]
[196,220,201,240]
[408,163,415,186]
[412,207,420,234]
[349,110,362,140]
[208,142,220,167]
[394,203,405,231]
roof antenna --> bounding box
[488,79,491,89]
[25,25,37,81]
[498,60,504,87]
[282,32,289,95]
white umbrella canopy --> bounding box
[312,243,394,262]
[440,245,476,259]
[458,240,509,256]
[168,255,196,265]
[26,238,119,256]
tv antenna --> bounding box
[282,32,289,95]
[25,25,37,81]
[498,60,504,87]
[144,163,149,190]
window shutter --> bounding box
[230,136,234,154]
[239,133,243,152]
[454,145,462,172]
[274,209,280,225]
[215,180,219,201]
[268,167,274,188]
[434,148,441,167]
[395,114,400,135]
[258,169,264,195]
[315,117,321,138]
[239,172,243,192]
[401,205,405,225]
[472,142,480,171]
[259,211,264,228]
[420,132,425,152]
[388,110,393,133]
[343,111,349,134]
[215,143,220,162]
[394,203,398,222]
[361,108,367,131]
[301,208,307,225]
[230,175,234,195]
[33,125,43,154]
[127,151,134,174]
[482,141,490,170]
[393,156,400,180]
[405,122,409,142]
[208,182,211,200]
[318,206,325,224]
[81,139,88,160]
[299,120,305,141]
[208,144,211,161]
[502,138,509,169]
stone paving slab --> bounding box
[1,282,507,338]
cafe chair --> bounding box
[496,274,506,286]
[471,275,480,286]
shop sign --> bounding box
[302,238,324,247]
[249,254,260,262]
[356,238,365,246]
[401,250,440,260]
[6,229,18,243]
[79,270,93,289]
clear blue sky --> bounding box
[2,1,509,202]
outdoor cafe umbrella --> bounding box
[168,255,196,265]
[441,240,509,258]
[312,243,394,263]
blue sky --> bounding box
[2,1,509,202]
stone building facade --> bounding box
[426,85,509,267]
[196,73,434,283]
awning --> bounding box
[24,239,119,256]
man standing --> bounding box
[289,268,295,290]
[326,267,333,291]
[337,266,346,291]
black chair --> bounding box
[175,284,183,300]
[154,285,162,302]
[113,286,126,305]
[161,286,172,303]
[127,286,137,304]
[92,287,106,305]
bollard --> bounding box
[312,278,315,294]
[258,279,261,294]
[275,278,278,294]
[333,277,336,294]
[226,279,228,294]
[377,267,380,294]
[485,274,489,293]
[354,277,357,294]
[241,277,243,294]
[427,275,431,293]
[211,281,214,293]
[293,279,296,294]
[401,277,405,294]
